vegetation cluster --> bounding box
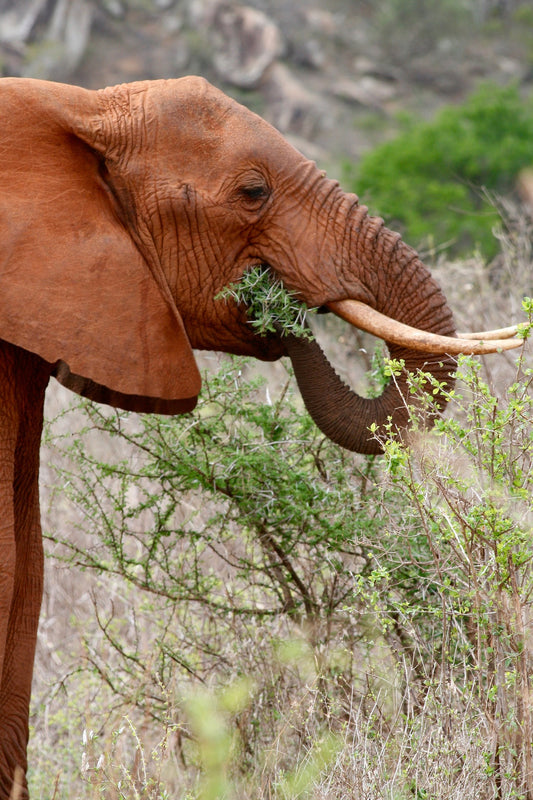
[343,84,533,259]
[34,285,533,799]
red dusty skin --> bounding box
[282,212,459,454]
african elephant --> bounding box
[0,75,518,798]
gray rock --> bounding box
[211,4,283,88]
[334,76,397,111]
[0,0,48,44]
[262,62,322,138]
[21,0,93,80]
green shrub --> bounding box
[370,304,533,798]
[41,360,378,797]
[343,83,533,259]
[38,304,533,797]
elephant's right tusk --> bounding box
[327,299,523,355]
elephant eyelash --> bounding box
[239,184,270,203]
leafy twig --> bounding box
[217,265,315,340]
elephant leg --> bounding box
[0,342,50,800]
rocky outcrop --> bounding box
[0,0,93,80]
[0,0,48,43]
[262,62,322,139]
[0,0,531,165]
[334,76,397,111]
[210,3,283,88]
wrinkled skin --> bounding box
[0,76,457,797]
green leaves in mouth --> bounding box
[217,265,316,340]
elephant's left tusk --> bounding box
[327,299,523,355]
[456,325,519,340]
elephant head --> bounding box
[0,75,518,451]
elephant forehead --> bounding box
[144,78,302,173]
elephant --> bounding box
[0,75,519,798]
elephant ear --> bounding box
[0,78,200,414]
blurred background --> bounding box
[1,0,532,170]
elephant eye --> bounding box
[238,181,270,208]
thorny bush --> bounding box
[39,305,533,798]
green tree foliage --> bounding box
[343,84,533,258]
[47,361,374,625]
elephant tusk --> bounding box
[455,325,519,340]
[327,299,523,355]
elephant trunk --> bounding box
[285,334,455,454]
[286,208,458,454]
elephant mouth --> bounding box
[234,265,522,357]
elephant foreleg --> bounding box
[0,342,50,800]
